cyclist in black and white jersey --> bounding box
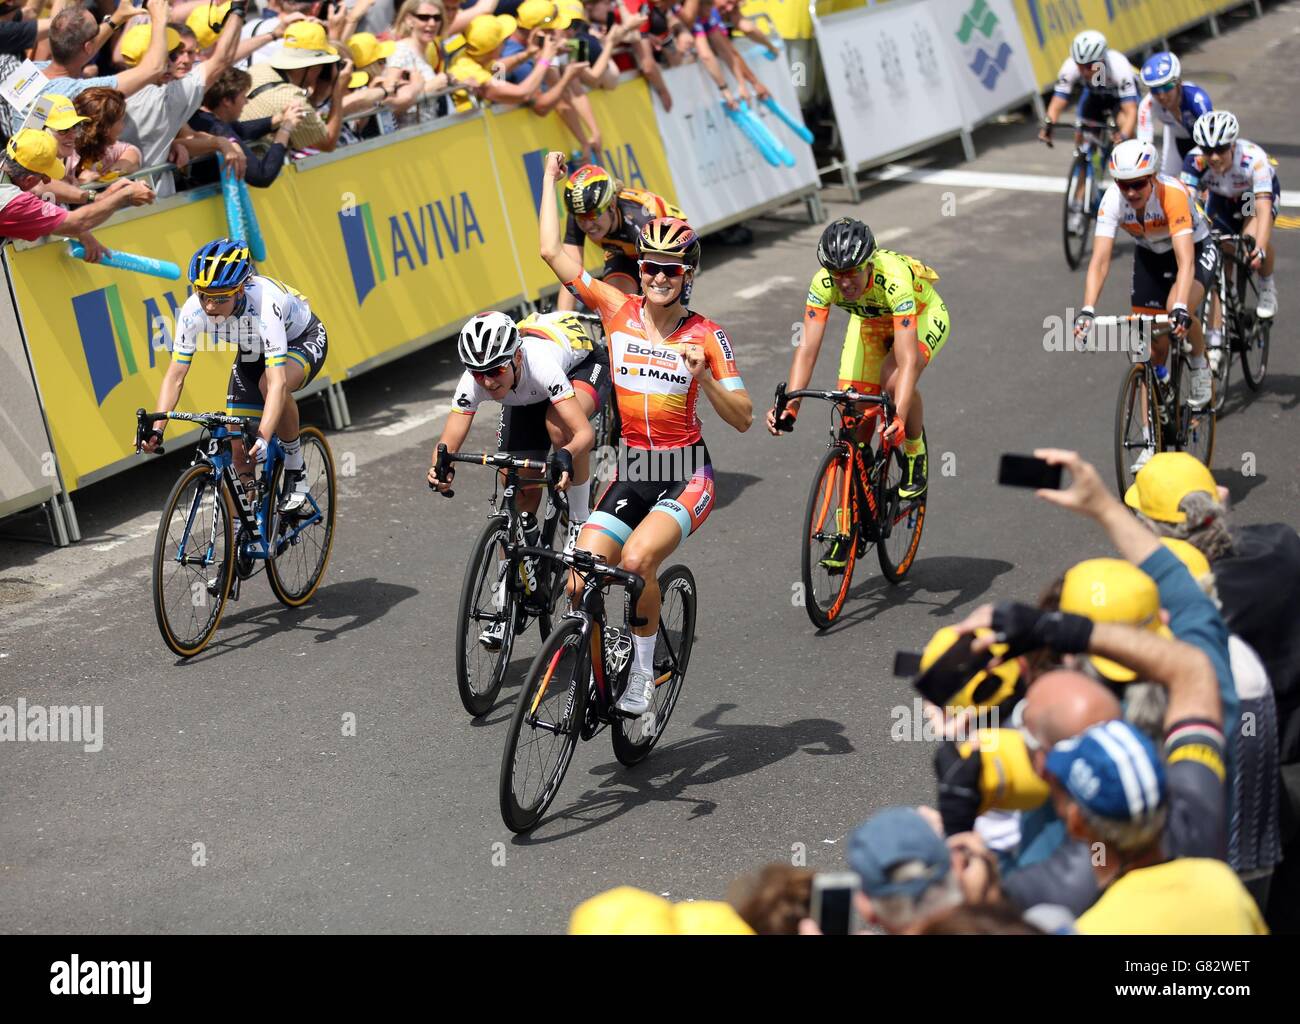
[1040,30,1140,144]
[142,238,328,513]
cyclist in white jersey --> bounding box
[143,239,329,512]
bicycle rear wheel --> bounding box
[800,445,859,630]
[266,426,336,607]
[1114,363,1158,494]
[152,464,234,658]
[876,437,926,583]
[455,514,514,716]
[1175,367,1216,469]
[612,565,696,766]
[590,400,620,499]
[1063,157,1092,270]
[499,618,587,833]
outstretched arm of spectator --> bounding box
[232,11,306,63]
[577,21,640,89]
[34,178,90,207]
[539,151,584,284]
[479,35,565,105]
[195,2,248,84]
[57,177,155,239]
[177,129,248,179]
[529,63,589,115]
[713,31,767,101]
[113,0,174,97]
[447,0,497,35]
[690,28,737,109]
[316,60,356,153]
[1032,449,1161,566]
[634,36,672,111]
[1091,622,1222,728]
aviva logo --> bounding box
[523,143,648,213]
[955,0,1013,91]
[339,193,485,306]
[72,285,181,405]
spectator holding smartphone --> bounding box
[448,13,585,110]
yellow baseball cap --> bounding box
[465,13,518,56]
[347,31,397,69]
[568,887,755,935]
[121,24,183,67]
[516,0,574,29]
[1160,538,1212,579]
[6,129,65,180]
[186,2,232,49]
[42,94,89,132]
[1124,451,1218,524]
[957,728,1050,813]
[919,625,1021,711]
[556,0,584,24]
[1059,558,1173,682]
[268,21,341,68]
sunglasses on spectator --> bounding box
[411,12,443,22]
[1118,176,1153,193]
[638,259,688,278]
[471,362,512,381]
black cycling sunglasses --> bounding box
[1118,176,1153,193]
[1205,143,1233,156]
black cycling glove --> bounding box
[991,602,1094,660]
[935,741,982,836]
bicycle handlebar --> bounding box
[516,545,648,627]
[1042,116,1117,148]
[432,442,571,506]
[773,382,897,426]
[135,408,254,456]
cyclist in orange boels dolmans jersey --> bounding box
[539,149,752,721]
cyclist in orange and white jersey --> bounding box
[539,149,752,722]
[1075,139,1217,469]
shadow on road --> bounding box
[177,577,418,664]
[712,471,763,514]
[815,554,1016,636]
[512,703,853,844]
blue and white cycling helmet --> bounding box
[1070,30,1107,65]
[188,238,253,292]
[1140,52,1180,89]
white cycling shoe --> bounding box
[479,619,507,651]
[616,669,655,716]
[1067,210,1085,234]
[278,470,311,513]
[1256,278,1277,319]
[1187,365,1213,409]
[1131,446,1155,475]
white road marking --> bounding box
[871,163,1300,207]
[375,404,451,437]
[734,275,795,300]
[876,226,911,243]
[89,513,159,552]
[961,187,997,204]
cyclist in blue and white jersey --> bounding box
[1181,110,1280,320]
[1136,52,1213,177]
[143,238,328,514]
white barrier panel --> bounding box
[814,0,968,173]
[929,0,1039,129]
[652,42,818,232]
[0,254,60,520]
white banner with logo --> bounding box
[813,0,968,172]
[651,42,818,232]
[929,0,1038,128]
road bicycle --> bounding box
[498,548,696,833]
[1044,116,1118,270]
[433,444,570,717]
[135,409,336,658]
[1107,314,1216,494]
[1204,230,1271,411]
[569,311,621,486]
[773,383,926,630]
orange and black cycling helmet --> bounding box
[563,164,617,216]
[637,217,701,269]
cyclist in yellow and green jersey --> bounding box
[766,217,950,501]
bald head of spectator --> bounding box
[1020,668,1121,775]
[49,7,100,71]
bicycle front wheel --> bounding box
[1063,157,1091,270]
[800,445,859,630]
[499,617,587,833]
[267,426,336,607]
[877,437,926,583]
[455,514,514,717]
[1114,363,1158,494]
[1239,307,1270,392]
[612,565,697,766]
[1175,369,1216,469]
[152,464,234,658]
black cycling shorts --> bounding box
[496,348,612,459]
[226,314,328,417]
[1131,237,1217,311]
[1205,176,1281,234]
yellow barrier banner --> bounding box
[743,0,874,40]
[272,113,519,368]
[1010,0,1226,90]
[483,78,679,298]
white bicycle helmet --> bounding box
[1140,51,1180,89]
[458,311,521,371]
[1071,29,1107,65]
[1108,139,1159,181]
[1193,110,1239,149]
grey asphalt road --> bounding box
[2,5,1297,934]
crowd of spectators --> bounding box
[566,451,1300,935]
[0,0,778,255]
